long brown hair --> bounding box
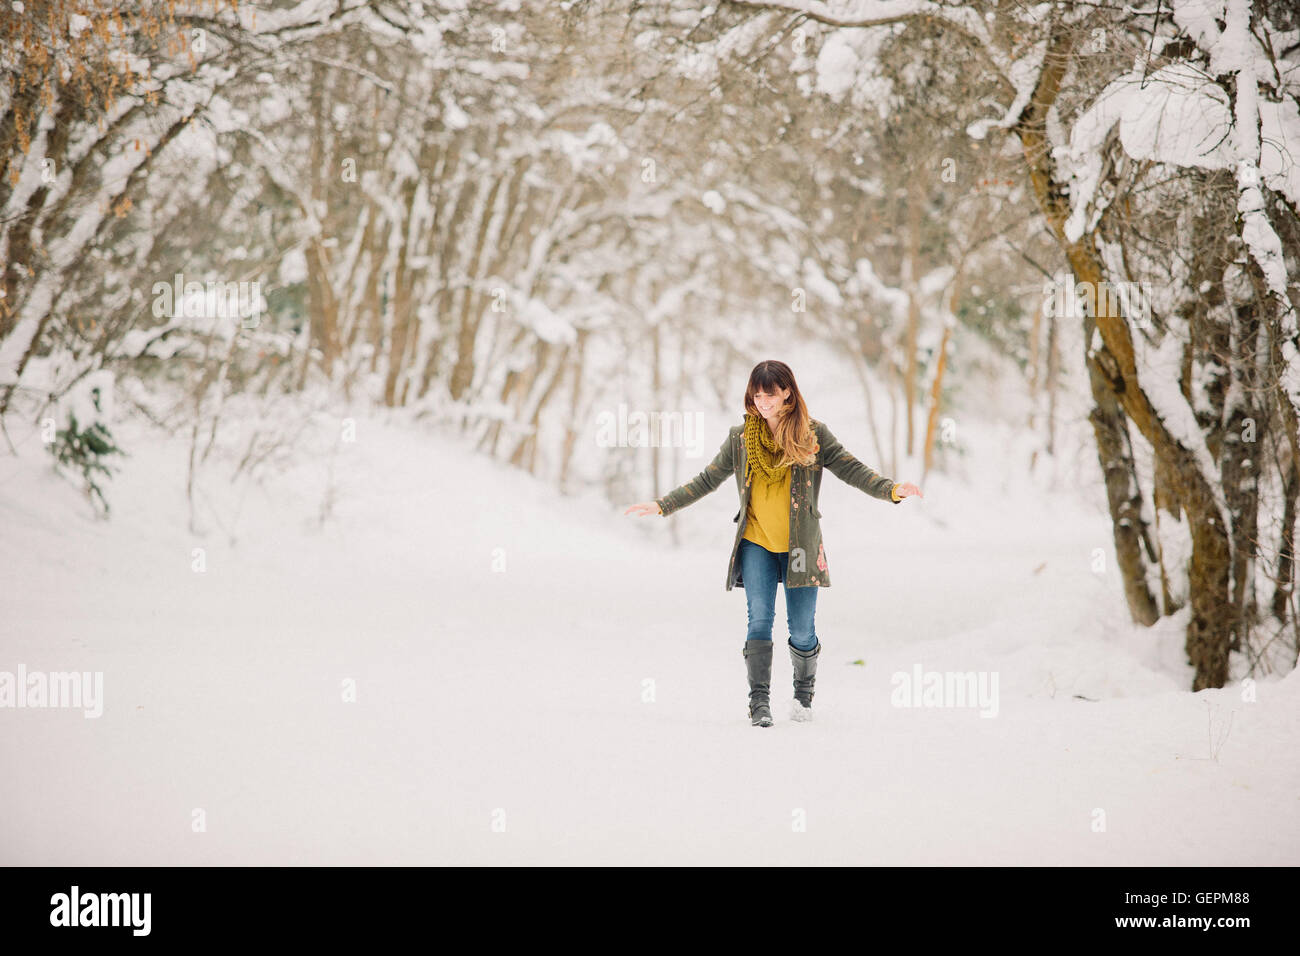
[743,360,818,468]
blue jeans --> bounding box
[738,538,819,651]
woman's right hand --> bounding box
[624,501,662,516]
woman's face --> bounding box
[753,385,791,420]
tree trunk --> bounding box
[903,177,922,457]
[1015,20,1234,687]
[1085,332,1159,626]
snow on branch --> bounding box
[726,0,1012,86]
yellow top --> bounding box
[742,469,792,553]
[742,472,903,554]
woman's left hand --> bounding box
[895,482,923,500]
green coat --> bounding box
[655,419,901,590]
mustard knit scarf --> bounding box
[743,413,791,486]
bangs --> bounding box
[748,364,788,395]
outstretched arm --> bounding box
[818,423,909,504]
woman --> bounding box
[625,360,922,727]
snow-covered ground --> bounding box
[2,376,1297,865]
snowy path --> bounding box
[2,413,1297,865]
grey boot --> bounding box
[789,640,821,721]
[743,639,774,727]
